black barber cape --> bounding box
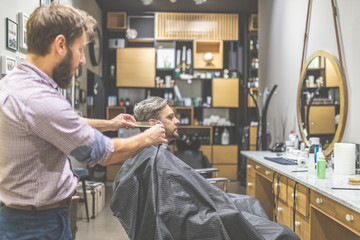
[111,145,299,240]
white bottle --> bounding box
[289,131,298,149]
[221,128,230,145]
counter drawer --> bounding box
[246,159,256,178]
[256,164,274,181]
[288,179,309,217]
[274,174,288,203]
[246,175,255,197]
[276,200,290,228]
[311,190,360,235]
[290,207,310,240]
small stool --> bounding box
[73,168,89,222]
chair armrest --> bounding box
[194,168,219,174]
[207,177,229,183]
[207,177,230,192]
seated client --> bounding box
[110,97,299,240]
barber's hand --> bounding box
[109,113,136,131]
[144,124,168,146]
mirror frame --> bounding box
[296,50,348,156]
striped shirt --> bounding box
[0,59,114,207]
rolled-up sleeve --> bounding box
[25,91,114,165]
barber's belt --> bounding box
[4,197,72,211]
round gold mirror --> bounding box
[297,50,348,156]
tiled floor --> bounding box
[75,181,129,240]
[74,181,245,240]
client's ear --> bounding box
[149,119,158,126]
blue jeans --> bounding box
[0,203,72,240]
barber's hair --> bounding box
[133,97,168,122]
[27,4,97,56]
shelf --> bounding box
[128,39,154,43]
[193,40,223,69]
[107,12,127,31]
[156,68,174,71]
[248,14,258,32]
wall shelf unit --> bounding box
[194,40,223,69]
[107,12,127,31]
[102,11,243,181]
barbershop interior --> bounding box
[2,0,360,239]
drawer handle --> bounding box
[247,164,252,169]
[346,214,354,222]
[274,183,279,187]
[265,170,271,175]
[295,221,301,227]
[247,182,253,187]
[277,207,283,212]
[255,165,260,169]
[316,197,323,204]
[291,193,297,198]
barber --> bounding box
[0,4,167,240]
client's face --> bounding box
[159,105,180,142]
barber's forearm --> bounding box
[80,117,112,132]
[100,133,151,166]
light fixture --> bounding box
[194,0,206,5]
[141,0,153,5]
[169,0,177,3]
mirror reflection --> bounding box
[297,50,347,156]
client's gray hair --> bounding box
[133,97,168,122]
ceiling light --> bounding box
[194,0,206,5]
[141,0,153,5]
[170,0,177,3]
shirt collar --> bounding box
[18,58,59,90]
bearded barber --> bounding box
[0,4,167,240]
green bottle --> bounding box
[317,148,326,179]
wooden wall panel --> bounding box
[155,12,238,40]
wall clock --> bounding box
[89,27,102,66]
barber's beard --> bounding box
[53,48,74,89]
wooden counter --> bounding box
[241,151,360,240]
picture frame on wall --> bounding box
[6,18,18,51]
[18,12,29,51]
[1,55,17,75]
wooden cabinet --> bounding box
[248,14,258,32]
[248,87,258,108]
[212,145,238,180]
[212,78,239,107]
[310,190,360,239]
[155,12,238,41]
[212,145,238,164]
[107,12,127,31]
[106,106,126,120]
[193,40,223,69]
[246,159,311,239]
[277,200,291,228]
[325,57,339,87]
[288,179,310,217]
[249,126,257,150]
[290,208,310,240]
[305,105,335,134]
[245,155,360,240]
[116,48,156,87]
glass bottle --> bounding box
[221,128,230,145]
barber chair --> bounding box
[73,168,90,222]
[174,138,230,191]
